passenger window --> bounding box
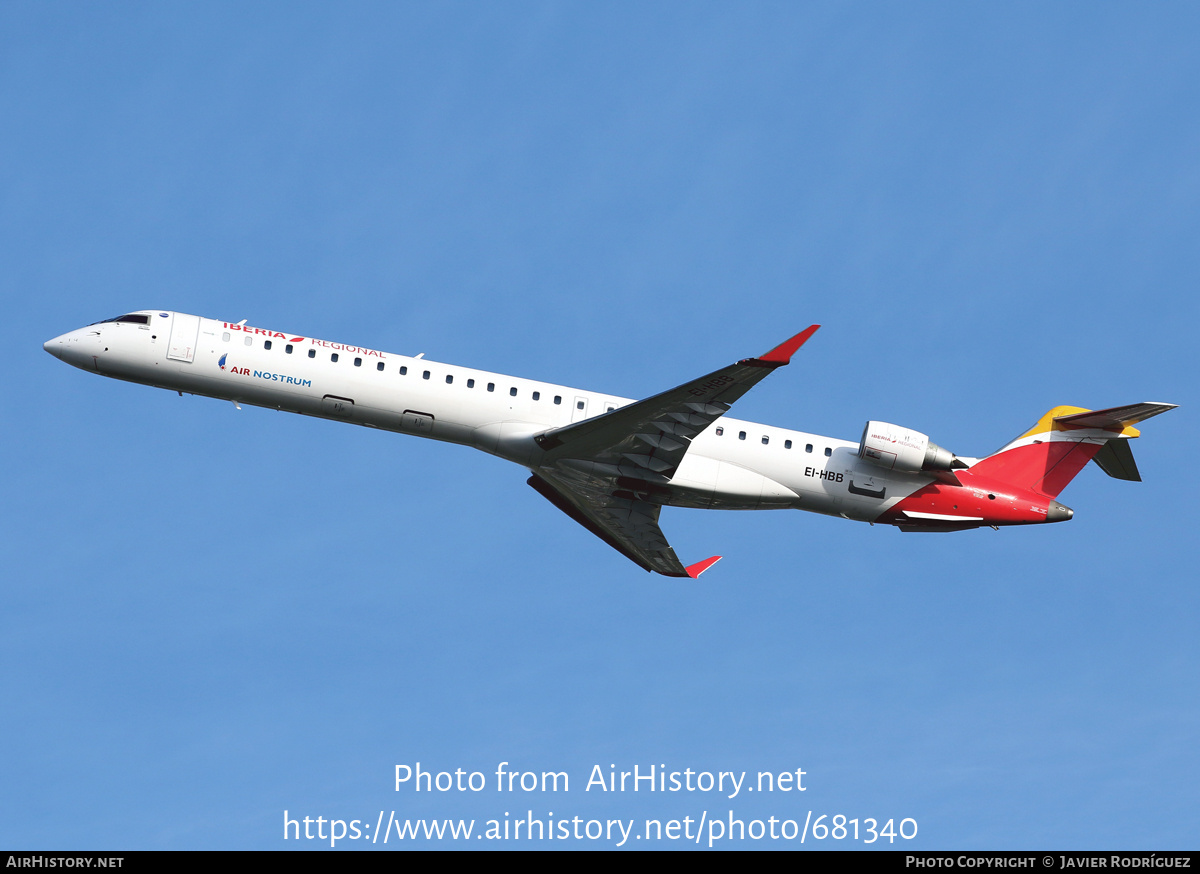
[399,366,407,375]
[785,440,792,449]
[354,357,362,367]
[285,344,293,354]
[244,336,252,347]
[576,400,584,410]
[308,349,315,358]
[554,396,562,405]
[715,427,724,436]
[487,383,495,392]
[423,370,430,380]
[264,340,272,350]
[331,353,338,362]
[222,332,230,342]
[377,362,385,371]
[510,387,517,397]
[762,436,769,445]
[532,391,540,401]
[467,378,475,388]
[606,405,614,412]
[824,447,832,457]
[739,431,746,440]
[446,375,453,384]
[805,444,813,453]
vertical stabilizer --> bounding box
[967,403,1175,498]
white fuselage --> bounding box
[45,311,931,524]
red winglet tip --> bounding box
[757,324,820,364]
[685,556,722,579]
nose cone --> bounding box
[44,334,67,361]
[45,328,103,370]
[1046,500,1074,523]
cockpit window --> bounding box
[93,314,150,325]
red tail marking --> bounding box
[969,441,1103,498]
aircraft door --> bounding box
[571,396,588,423]
[166,313,200,363]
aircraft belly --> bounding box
[762,453,926,523]
[183,367,312,408]
[668,455,798,510]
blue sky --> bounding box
[2,3,1197,849]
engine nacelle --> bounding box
[858,421,962,473]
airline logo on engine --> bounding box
[868,429,921,450]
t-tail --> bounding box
[967,402,1177,498]
[882,402,1176,533]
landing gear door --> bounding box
[401,410,434,434]
[846,468,886,500]
[322,395,355,418]
[166,313,200,363]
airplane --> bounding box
[44,310,1176,577]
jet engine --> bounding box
[858,421,965,473]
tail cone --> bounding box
[1047,501,1074,523]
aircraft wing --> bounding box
[528,472,717,577]
[534,326,819,483]
[528,326,819,575]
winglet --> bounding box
[685,555,722,578]
[755,325,820,365]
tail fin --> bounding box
[967,403,1176,498]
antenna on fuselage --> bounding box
[235,319,247,326]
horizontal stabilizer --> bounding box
[1053,402,1177,434]
[1091,438,1141,481]
[977,401,1175,497]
